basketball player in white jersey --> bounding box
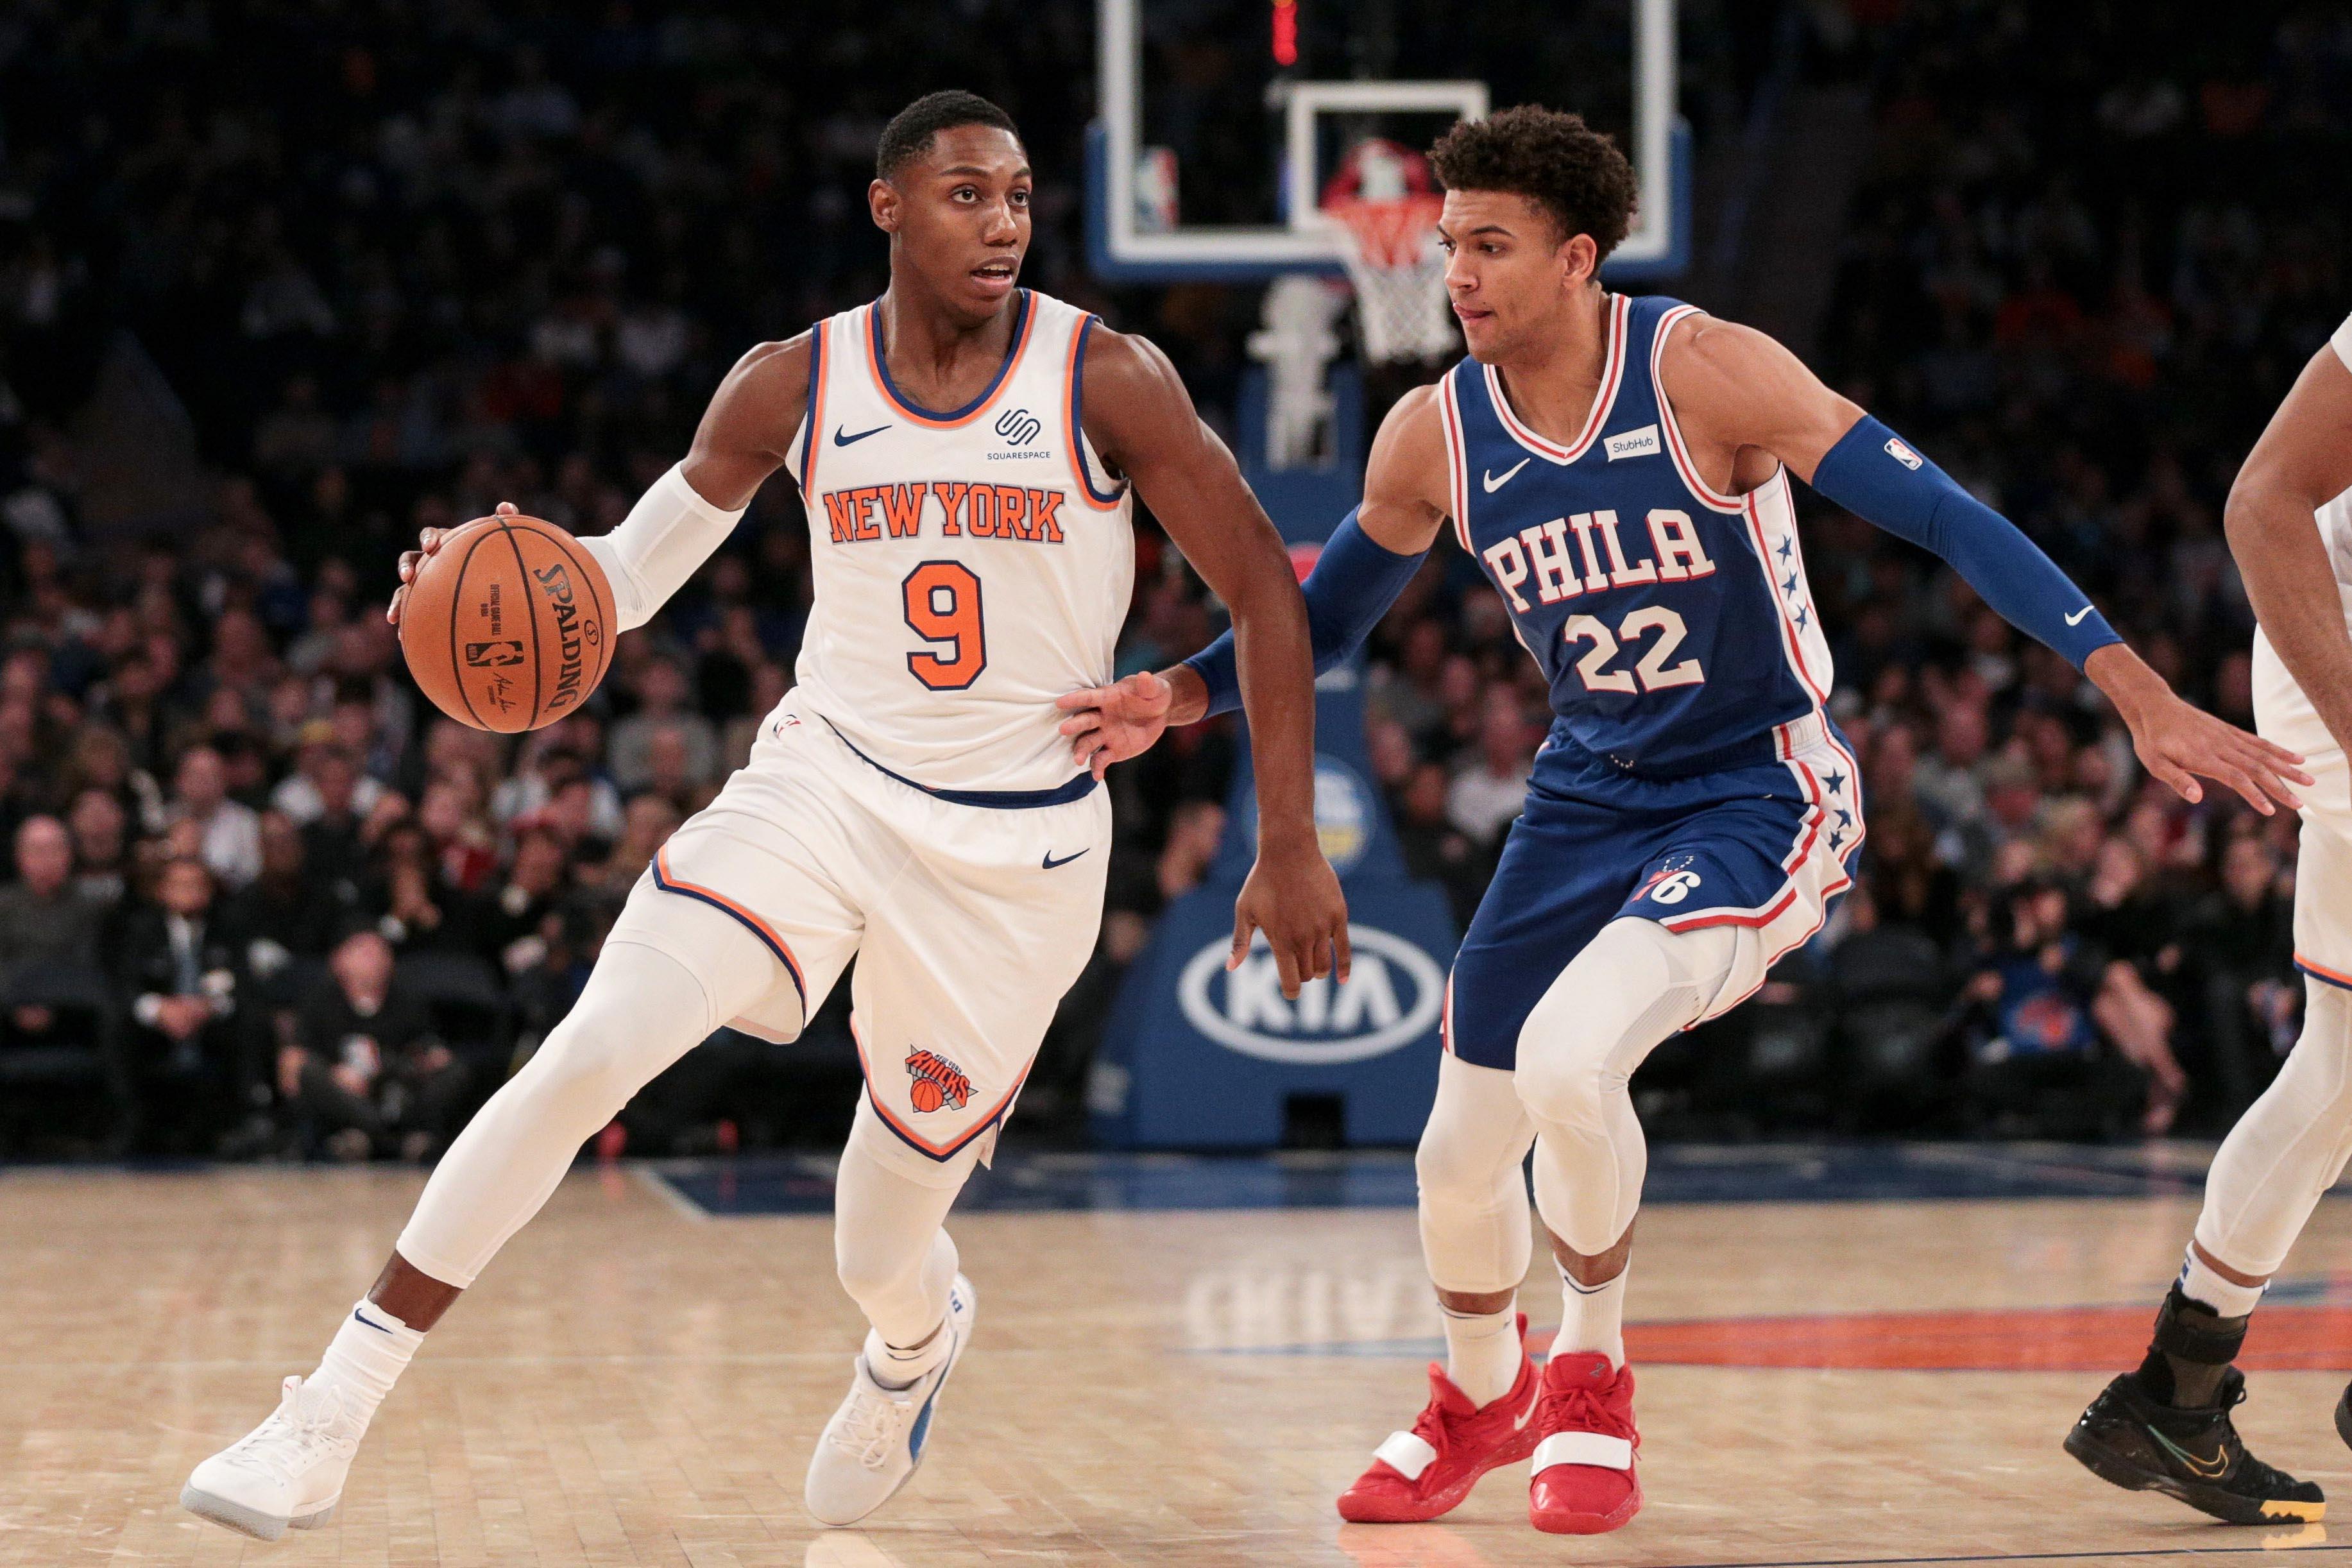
[2065,316,2352,1524]
[180,91,1348,1540]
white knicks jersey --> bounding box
[2324,312,2352,596]
[788,289,1134,796]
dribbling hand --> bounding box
[386,501,519,625]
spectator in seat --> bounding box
[1447,689,1535,848]
[608,654,719,795]
[115,856,257,1154]
[279,927,468,1161]
[479,826,572,978]
[224,810,352,1001]
[169,744,262,889]
[0,815,112,1077]
[2180,834,2299,1120]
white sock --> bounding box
[310,1299,425,1428]
[1556,1259,1628,1369]
[865,1317,951,1390]
[2179,1244,2265,1318]
[1440,1301,1521,1407]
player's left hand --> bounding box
[1056,670,1174,780]
[2124,689,2310,815]
[1231,837,1351,999]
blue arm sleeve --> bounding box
[1811,416,2123,671]
[1180,507,1428,719]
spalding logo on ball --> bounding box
[399,515,617,733]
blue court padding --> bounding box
[647,1141,2238,1218]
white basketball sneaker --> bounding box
[180,1374,362,1540]
[804,1274,976,1526]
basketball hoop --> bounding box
[1318,140,1456,365]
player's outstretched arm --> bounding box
[2224,332,2352,756]
[1069,327,1348,996]
[1056,384,1452,761]
[388,336,808,631]
[1660,316,2310,815]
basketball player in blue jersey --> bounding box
[180,91,1347,1541]
[1058,105,2308,1537]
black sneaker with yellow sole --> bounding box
[2065,1368,2324,1525]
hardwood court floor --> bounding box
[5,1157,2352,1567]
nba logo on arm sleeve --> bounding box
[1883,437,1923,470]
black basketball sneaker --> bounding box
[2335,1383,2352,1453]
[2066,1368,2324,1524]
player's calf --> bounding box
[2065,1286,2322,1524]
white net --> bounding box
[1318,140,1456,364]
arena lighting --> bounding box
[1272,0,1297,66]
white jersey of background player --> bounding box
[178,91,1347,1542]
[2066,313,2352,1522]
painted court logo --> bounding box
[905,1048,973,1114]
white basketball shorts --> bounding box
[627,695,1111,1163]
[2254,620,2352,995]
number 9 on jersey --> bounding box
[902,561,987,690]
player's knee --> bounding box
[833,1231,914,1306]
[1415,1102,1519,1208]
[517,942,716,1116]
[1513,1032,1618,1134]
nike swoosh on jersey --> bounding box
[2147,1425,2230,1479]
[1042,848,1090,869]
[1483,457,1531,493]
[2065,605,2094,626]
[834,423,889,446]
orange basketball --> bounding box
[398,515,616,733]
[909,1078,945,1113]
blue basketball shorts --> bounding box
[1444,724,1864,1071]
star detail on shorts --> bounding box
[1777,536,1794,562]
[1824,769,1846,796]
[1782,572,1799,595]
[1836,807,1853,829]
[1793,606,1810,631]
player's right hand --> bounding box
[1055,669,1175,780]
[1231,836,1351,1000]
[386,502,518,624]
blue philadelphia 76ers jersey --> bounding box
[1438,293,1837,776]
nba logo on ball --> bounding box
[904,1048,973,1113]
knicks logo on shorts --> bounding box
[905,1048,973,1114]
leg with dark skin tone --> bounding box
[368,1253,463,1331]
[1433,1221,1633,1317]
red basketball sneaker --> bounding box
[1336,1317,1543,1523]
[1526,1352,1641,1535]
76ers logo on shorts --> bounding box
[1641,856,1704,907]
[904,1048,973,1114]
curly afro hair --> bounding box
[1428,105,1637,259]
[876,90,1021,182]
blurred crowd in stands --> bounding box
[0,0,2344,1157]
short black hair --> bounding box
[1429,105,1637,259]
[876,91,1022,182]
